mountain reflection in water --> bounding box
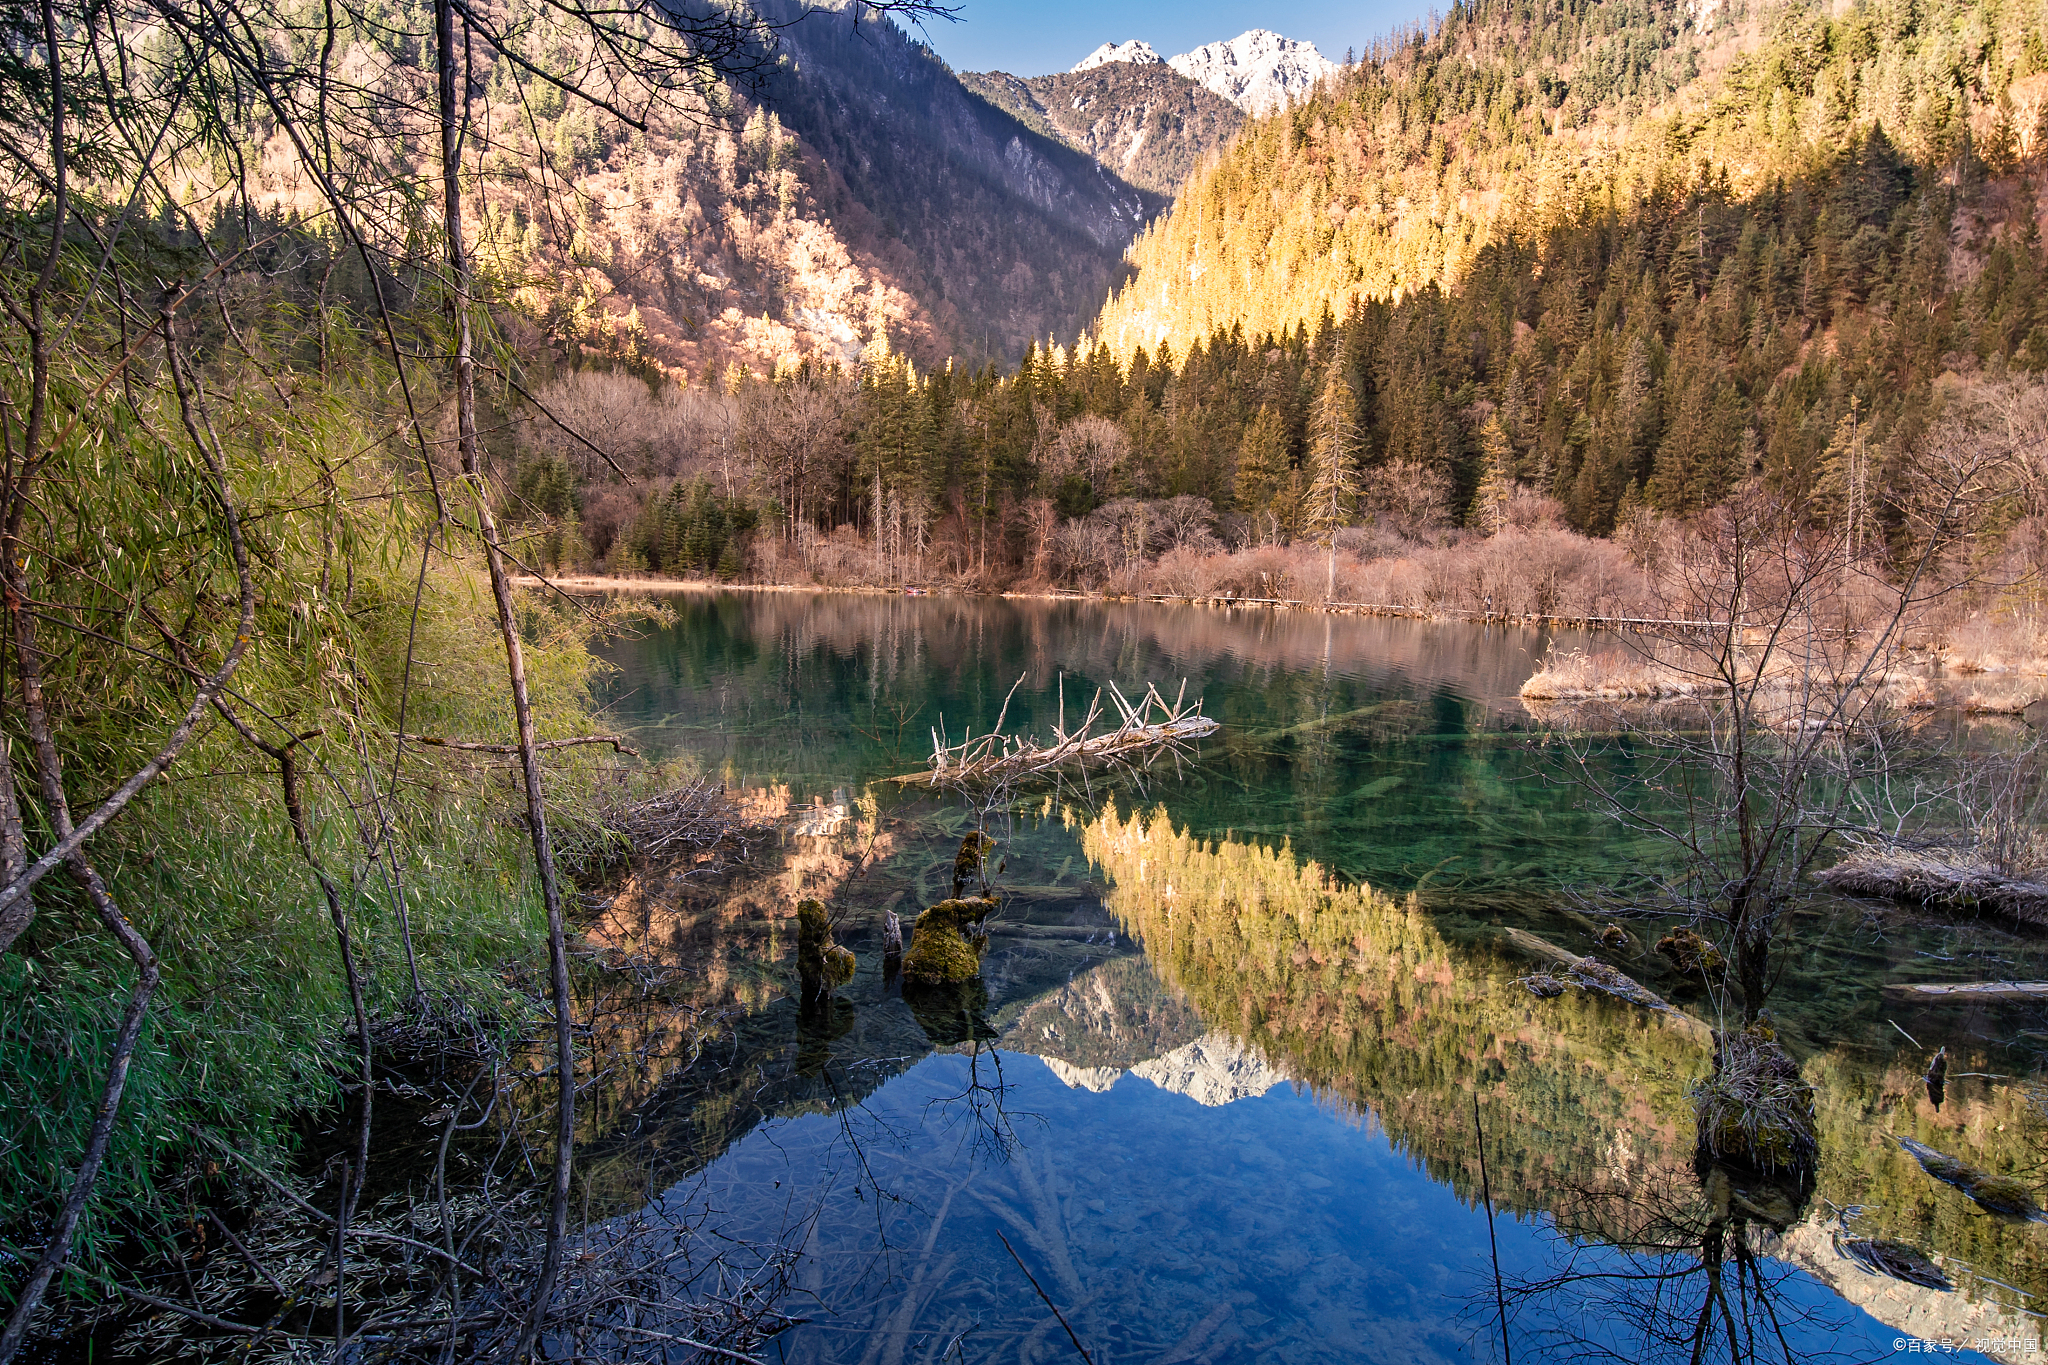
[580,593,2044,1361]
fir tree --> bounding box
[1472,416,1515,536]
[1304,348,1363,599]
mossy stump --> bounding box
[952,831,994,898]
[1691,1022,1817,1180]
[901,897,995,985]
[796,898,856,996]
[1656,926,1726,978]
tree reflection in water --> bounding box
[1499,1159,1866,1364]
[1078,800,2023,1361]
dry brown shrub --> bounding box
[1518,648,1712,700]
[1945,610,2048,675]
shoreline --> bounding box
[528,574,2045,714]
[514,573,1689,632]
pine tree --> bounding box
[1303,350,1362,599]
[1471,416,1514,535]
[1234,404,1290,528]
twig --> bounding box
[1474,1091,1512,1365]
[996,1231,1092,1365]
[397,732,641,756]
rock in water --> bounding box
[902,897,996,984]
[796,898,856,996]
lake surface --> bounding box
[588,592,2048,1363]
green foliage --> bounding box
[0,190,618,1285]
[623,475,759,575]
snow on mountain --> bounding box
[1071,40,1163,73]
[1039,1033,1288,1107]
[1166,30,1338,113]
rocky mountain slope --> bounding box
[1074,40,1164,71]
[469,0,1162,380]
[957,62,1243,196]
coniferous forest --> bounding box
[512,0,2048,645]
[9,0,2048,1356]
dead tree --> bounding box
[1540,422,2017,1024]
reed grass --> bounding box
[0,360,628,1301]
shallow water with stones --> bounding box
[584,592,2048,1363]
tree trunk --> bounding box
[432,5,574,1353]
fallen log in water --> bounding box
[1818,851,2048,925]
[887,677,1217,793]
[1499,925,1709,1037]
[1883,980,2048,1001]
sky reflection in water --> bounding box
[593,593,2024,1363]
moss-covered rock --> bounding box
[796,898,857,995]
[901,897,995,984]
[1656,926,1726,978]
[952,831,994,898]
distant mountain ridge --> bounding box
[1062,29,1341,113]
[957,62,1243,197]
[1074,40,1163,71]
[1166,30,1341,113]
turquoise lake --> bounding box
[583,591,2040,1363]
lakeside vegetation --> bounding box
[8,0,2048,1353]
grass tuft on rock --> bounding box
[1690,1023,1818,1179]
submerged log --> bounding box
[1895,1136,2048,1221]
[1499,926,1708,1036]
[1883,980,2048,1000]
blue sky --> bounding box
[905,0,1424,77]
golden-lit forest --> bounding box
[507,0,2048,653]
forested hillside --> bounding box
[1094,0,2040,357]
[522,0,2048,595]
[254,0,1154,380]
[958,62,1244,196]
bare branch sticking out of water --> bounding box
[624,779,770,863]
[886,677,1217,794]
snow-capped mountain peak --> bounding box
[1167,29,1338,113]
[1071,40,1164,73]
